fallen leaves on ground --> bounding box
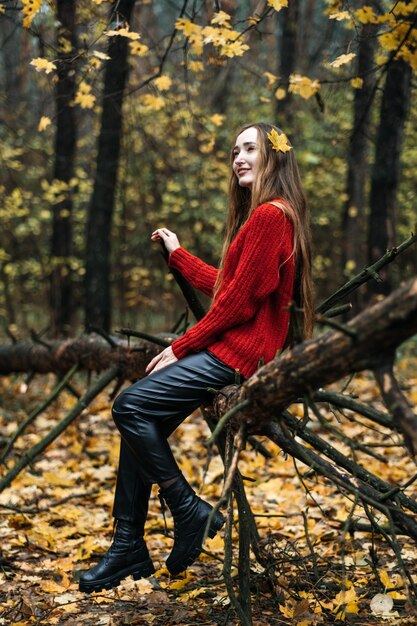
[0,367,417,625]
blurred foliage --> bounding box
[0,0,416,335]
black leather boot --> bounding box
[159,474,225,576]
[78,520,155,593]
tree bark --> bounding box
[205,277,417,434]
[50,0,77,336]
[341,22,375,311]
[276,0,299,127]
[1,277,416,405]
[367,58,412,296]
[84,0,137,331]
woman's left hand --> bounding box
[146,346,178,375]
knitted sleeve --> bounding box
[168,247,219,297]
[170,204,293,359]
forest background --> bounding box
[0,0,416,339]
[1,1,417,625]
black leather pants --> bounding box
[112,350,239,522]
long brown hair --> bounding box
[213,122,315,341]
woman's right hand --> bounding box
[151,228,180,255]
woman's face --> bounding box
[232,126,260,189]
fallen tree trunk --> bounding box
[208,277,417,437]
[0,332,173,378]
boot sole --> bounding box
[79,559,155,593]
[167,512,225,576]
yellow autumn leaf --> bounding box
[288,73,320,99]
[275,87,286,100]
[38,116,51,132]
[105,27,140,40]
[141,94,165,111]
[175,18,202,38]
[169,570,193,589]
[129,41,149,56]
[333,585,359,620]
[221,40,249,57]
[92,50,110,60]
[264,71,278,88]
[355,6,379,24]
[74,82,96,109]
[267,128,292,153]
[267,0,288,11]
[328,10,350,20]
[154,75,172,91]
[39,579,69,594]
[330,52,356,68]
[189,60,204,72]
[211,11,232,27]
[209,114,224,127]
[351,77,363,88]
[30,57,57,74]
[22,0,42,28]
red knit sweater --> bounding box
[168,202,295,379]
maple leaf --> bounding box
[74,82,96,109]
[351,77,363,89]
[328,10,350,21]
[274,87,286,100]
[38,116,51,132]
[264,71,278,88]
[221,40,249,57]
[189,60,204,72]
[30,57,57,74]
[105,27,140,40]
[141,94,165,111]
[154,75,172,91]
[130,41,149,56]
[330,52,356,68]
[209,114,224,126]
[288,73,320,99]
[267,0,288,11]
[267,129,292,153]
[92,50,111,61]
[355,6,379,24]
[211,11,232,27]
[21,0,42,29]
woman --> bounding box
[79,123,314,593]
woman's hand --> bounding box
[145,346,178,375]
[151,228,180,255]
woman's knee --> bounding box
[112,390,132,425]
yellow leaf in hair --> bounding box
[267,129,292,153]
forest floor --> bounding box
[1,362,417,626]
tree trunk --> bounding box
[341,22,375,312]
[84,0,136,331]
[276,0,299,127]
[50,0,77,336]
[367,58,412,296]
[1,277,416,391]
